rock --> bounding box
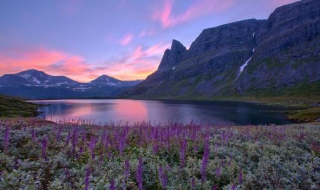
[236,0,320,91]
[122,39,186,96]
[157,39,187,72]
[124,0,320,99]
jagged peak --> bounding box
[171,39,186,51]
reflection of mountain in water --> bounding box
[34,99,292,126]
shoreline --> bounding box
[29,96,320,124]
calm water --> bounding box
[32,99,293,126]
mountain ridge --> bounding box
[0,69,142,99]
[123,0,320,101]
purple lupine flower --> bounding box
[124,159,130,182]
[4,126,10,153]
[201,136,210,181]
[31,129,36,142]
[152,141,159,154]
[231,184,237,190]
[136,157,143,190]
[79,146,84,155]
[238,168,243,184]
[110,179,115,190]
[102,130,109,149]
[118,135,125,155]
[40,136,48,161]
[158,166,168,189]
[71,128,79,154]
[84,166,91,190]
[88,136,97,159]
[215,167,221,178]
[64,168,70,179]
[13,157,19,169]
[212,185,218,190]
[191,178,196,189]
[55,127,62,141]
[179,137,187,168]
[66,132,71,146]
[82,134,87,144]
[194,145,199,154]
[220,160,225,167]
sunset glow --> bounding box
[0,0,298,82]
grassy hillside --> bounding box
[0,95,39,117]
[231,82,320,123]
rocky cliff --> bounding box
[124,0,320,99]
[124,39,187,95]
[236,0,320,91]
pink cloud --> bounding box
[0,43,170,82]
[0,48,93,82]
[153,0,235,28]
[120,34,134,45]
[95,42,170,80]
[139,29,156,37]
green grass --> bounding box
[0,95,40,117]
[225,82,320,123]
[287,107,320,123]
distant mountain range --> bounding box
[123,0,320,100]
[0,69,142,99]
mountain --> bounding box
[123,0,320,100]
[124,40,187,95]
[0,69,79,87]
[235,0,320,91]
[0,69,142,99]
[89,75,142,87]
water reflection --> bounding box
[113,100,148,122]
[33,99,293,126]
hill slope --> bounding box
[0,95,39,117]
[124,0,320,103]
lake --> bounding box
[32,99,293,126]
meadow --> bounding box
[0,118,319,189]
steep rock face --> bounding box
[157,40,187,72]
[169,19,264,94]
[124,39,187,96]
[125,19,265,98]
[125,0,320,99]
[236,0,320,91]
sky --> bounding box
[0,0,298,82]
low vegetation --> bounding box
[0,95,39,117]
[0,119,319,189]
[228,82,320,123]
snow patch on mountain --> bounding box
[20,74,31,79]
[240,57,252,73]
[32,77,40,84]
